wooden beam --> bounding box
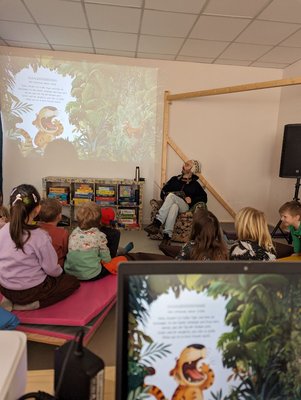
[166,136,188,162]
[161,91,170,185]
[24,332,66,346]
[196,174,236,219]
[163,76,301,217]
[167,76,301,101]
[167,136,236,219]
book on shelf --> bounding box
[48,186,70,193]
[118,201,138,206]
[118,185,138,205]
[73,184,94,201]
[96,186,116,197]
[48,193,69,205]
[47,186,70,205]
[73,193,94,199]
[95,196,116,205]
[118,208,137,225]
[74,184,94,192]
[118,219,137,224]
[73,198,93,205]
[118,209,136,215]
[119,185,134,197]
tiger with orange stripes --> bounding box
[146,344,215,400]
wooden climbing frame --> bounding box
[161,76,301,219]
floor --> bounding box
[27,229,163,370]
[25,227,293,370]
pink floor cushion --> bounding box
[12,274,117,326]
[15,297,116,344]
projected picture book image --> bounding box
[0,54,158,162]
[127,273,301,400]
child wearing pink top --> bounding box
[0,184,79,309]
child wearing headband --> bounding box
[0,184,79,309]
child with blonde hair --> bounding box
[65,202,127,280]
[230,207,276,261]
[279,200,301,254]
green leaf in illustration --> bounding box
[239,304,254,333]
[225,311,241,325]
[245,324,265,340]
[239,274,249,290]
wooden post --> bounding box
[163,75,301,219]
[161,91,170,185]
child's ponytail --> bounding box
[9,184,41,250]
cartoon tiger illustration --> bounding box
[32,106,63,150]
[144,344,214,400]
[128,363,168,400]
[169,344,215,400]
[15,106,63,154]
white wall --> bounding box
[0,46,284,223]
[268,61,301,224]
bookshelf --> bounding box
[42,176,144,230]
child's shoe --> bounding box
[117,242,134,255]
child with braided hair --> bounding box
[0,184,79,309]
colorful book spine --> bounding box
[73,198,92,205]
[47,186,70,205]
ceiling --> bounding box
[1,0,301,69]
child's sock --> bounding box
[123,241,134,254]
[117,241,134,255]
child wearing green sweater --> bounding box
[279,200,301,254]
[65,202,127,280]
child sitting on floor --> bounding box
[64,202,127,280]
[229,207,276,261]
[38,198,69,267]
[176,208,228,261]
[0,184,79,310]
[279,200,301,255]
[99,207,133,257]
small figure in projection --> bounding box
[32,106,64,150]
[123,120,144,138]
[170,344,215,400]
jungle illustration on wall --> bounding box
[0,54,158,162]
[127,273,301,400]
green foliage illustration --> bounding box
[0,55,157,160]
[127,273,301,399]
